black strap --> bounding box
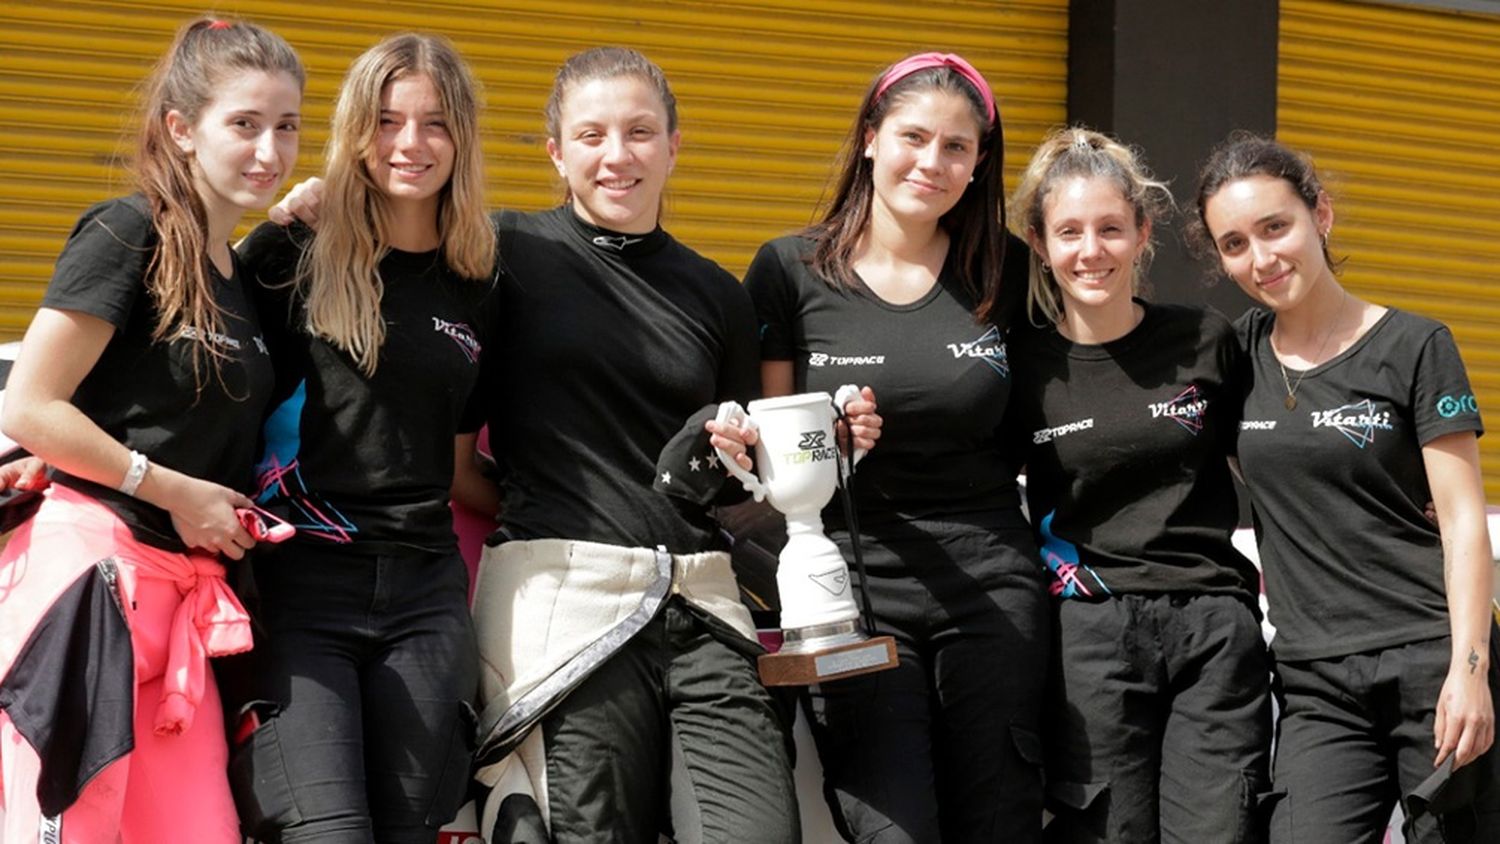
[834,406,877,637]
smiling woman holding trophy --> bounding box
[710,52,1049,843]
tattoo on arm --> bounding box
[1470,647,1480,675]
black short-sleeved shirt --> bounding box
[484,207,760,554]
[41,194,275,551]
[238,222,498,552]
[744,234,1029,527]
[1007,302,1258,603]
[1236,307,1483,659]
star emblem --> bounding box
[688,457,701,471]
[706,452,720,469]
[661,471,672,485]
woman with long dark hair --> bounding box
[717,52,1048,842]
[0,17,302,841]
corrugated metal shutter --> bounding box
[1279,0,1500,496]
[1,0,1069,336]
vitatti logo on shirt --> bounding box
[432,317,481,363]
[1310,398,1394,448]
[807,351,886,368]
[1436,394,1479,419]
[946,325,1009,377]
[1147,385,1208,435]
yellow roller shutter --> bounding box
[1,0,1068,336]
[1279,0,1500,496]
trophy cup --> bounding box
[715,386,898,686]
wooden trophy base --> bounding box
[758,635,898,686]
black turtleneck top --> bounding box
[485,206,760,554]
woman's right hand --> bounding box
[267,177,325,228]
[705,417,759,472]
[145,467,257,559]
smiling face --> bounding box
[1202,174,1335,312]
[863,89,983,228]
[546,75,680,235]
[1032,175,1150,319]
[366,73,455,219]
[169,69,301,227]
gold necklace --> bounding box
[1275,289,1350,411]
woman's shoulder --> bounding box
[70,194,157,247]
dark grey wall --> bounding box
[1067,0,1279,318]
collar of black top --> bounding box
[562,207,670,257]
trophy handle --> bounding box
[713,401,767,502]
[833,384,869,468]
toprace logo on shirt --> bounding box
[1310,398,1394,449]
[782,430,839,465]
[176,325,243,350]
[808,351,885,368]
[1033,418,1094,445]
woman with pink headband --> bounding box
[714,51,1048,841]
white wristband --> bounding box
[119,450,150,497]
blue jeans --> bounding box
[230,544,478,844]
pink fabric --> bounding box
[872,52,997,126]
[0,485,246,840]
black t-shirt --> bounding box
[41,195,275,551]
[238,222,498,552]
[1008,301,1258,603]
[485,207,760,554]
[1236,307,1483,659]
[744,234,1029,527]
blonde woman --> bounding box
[231,33,497,844]
[1006,128,1270,843]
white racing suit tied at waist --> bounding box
[471,537,756,812]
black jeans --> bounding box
[1269,634,1500,843]
[507,595,798,844]
[1044,593,1272,844]
[807,512,1050,843]
[231,544,479,844]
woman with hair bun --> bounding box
[0,17,302,842]
[1007,127,1270,843]
[1195,134,1499,843]
[233,32,498,844]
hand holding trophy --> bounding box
[714,385,898,685]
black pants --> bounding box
[1044,593,1272,844]
[807,512,1050,843]
[1269,634,1500,843]
[231,544,479,844]
[521,596,798,844]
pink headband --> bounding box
[873,52,997,127]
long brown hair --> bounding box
[806,58,1007,322]
[135,17,303,372]
[301,33,494,376]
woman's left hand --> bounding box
[1435,659,1495,768]
[837,386,882,455]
